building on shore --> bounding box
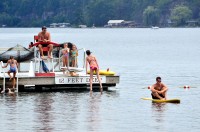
[186,20,199,27]
[78,25,87,28]
[1,25,6,28]
[50,23,71,28]
[104,20,136,28]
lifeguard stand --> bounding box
[33,35,54,73]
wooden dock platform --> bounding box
[0,72,120,92]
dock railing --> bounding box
[16,68,19,92]
[0,61,6,92]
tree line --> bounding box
[0,0,199,27]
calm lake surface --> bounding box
[0,28,200,132]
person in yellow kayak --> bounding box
[151,77,168,100]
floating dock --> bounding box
[0,72,119,92]
[0,45,120,92]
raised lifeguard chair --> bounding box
[34,35,50,57]
[33,35,55,73]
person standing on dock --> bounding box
[2,56,18,89]
[86,50,103,94]
[38,26,53,59]
[61,43,69,74]
[71,44,78,67]
[150,77,168,100]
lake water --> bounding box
[0,28,200,132]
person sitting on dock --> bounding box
[2,56,18,89]
[150,77,168,100]
[86,50,103,94]
[38,26,53,59]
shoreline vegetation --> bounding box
[0,26,200,29]
[0,0,200,28]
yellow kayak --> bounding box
[87,70,115,75]
[141,98,180,103]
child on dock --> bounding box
[69,44,78,76]
[62,43,69,68]
[71,44,78,67]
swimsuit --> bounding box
[90,65,97,70]
[10,67,16,73]
[88,57,98,70]
[64,53,68,58]
[71,51,77,61]
[151,93,165,99]
[10,60,17,73]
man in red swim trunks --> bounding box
[150,77,168,100]
[38,26,53,59]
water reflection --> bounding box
[151,103,167,132]
[152,103,166,112]
[87,94,102,131]
[32,92,82,131]
[0,95,17,131]
[34,93,55,132]
[151,103,166,122]
[105,89,120,97]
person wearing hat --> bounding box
[86,50,103,94]
[38,26,53,59]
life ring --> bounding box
[32,41,60,47]
[87,69,115,75]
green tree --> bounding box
[170,5,192,26]
[143,6,160,26]
[85,0,115,26]
[0,0,199,27]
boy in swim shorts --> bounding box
[2,56,18,88]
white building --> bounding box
[49,23,70,28]
[107,20,124,26]
[105,20,136,28]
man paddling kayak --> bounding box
[150,77,168,100]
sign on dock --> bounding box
[55,76,106,84]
